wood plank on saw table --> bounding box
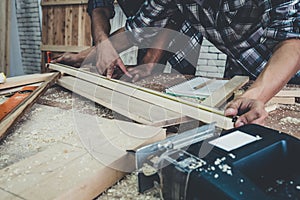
[0,116,166,200]
[49,63,233,129]
[58,76,191,127]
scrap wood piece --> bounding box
[201,76,249,107]
[275,88,300,97]
[0,73,55,90]
[49,63,233,129]
[0,72,59,140]
[268,96,296,105]
[58,76,191,127]
[0,86,38,121]
[0,82,42,95]
[0,116,166,200]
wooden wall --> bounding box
[40,0,136,71]
[0,0,11,75]
[41,0,92,53]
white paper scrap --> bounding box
[209,130,261,152]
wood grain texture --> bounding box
[58,76,191,127]
[49,63,233,129]
[0,116,165,199]
[201,76,249,107]
[41,0,88,6]
[0,0,10,75]
[0,73,55,90]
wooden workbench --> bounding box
[0,74,299,199]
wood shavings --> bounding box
[97,172,161,200]
[279,117,300,125]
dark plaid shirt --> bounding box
[126,0,300,82]
[87,0,202,73]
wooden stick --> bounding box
[193,79,215,90]
[49,63,233,129]
[0,73,55,90]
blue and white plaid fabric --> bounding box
[126,0,300,82]
[87,0,202,73]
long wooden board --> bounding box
[0,73,56,90]
[0,116,166,200]
[0,73,59,140]
[58,76,191,127]
[49,63,233,129]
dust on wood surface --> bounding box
[0,73,299,199]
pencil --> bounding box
[193,79,215,90]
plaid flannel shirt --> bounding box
[126,0,300,82]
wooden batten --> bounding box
[0,0,11,75]
[49,63,233,129]
[41,0,89,6]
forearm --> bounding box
[241,39,300,103]
[91,7,112,45]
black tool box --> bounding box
[157,124,300,200]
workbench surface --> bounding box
[0,74,299,199]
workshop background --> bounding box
[0,0,227,78]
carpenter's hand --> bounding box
[95,39,131,79]
[224,97,268,128]
[127,64,155,82]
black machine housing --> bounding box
[157,124,300,200]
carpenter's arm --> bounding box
[90,7,112,45]
[225,39,300,127]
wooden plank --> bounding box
[201,76,249,107]
[53,6,65,45]
[0,188,22,200]
[0,72,59,140]
[0,83,41,95]
[64,6,73,46]
[275,89,300,97]
[268,96,296,105]
[42,7,49,45]
[41,44,90,52]
[47,6,55,45]
[58,76,191,127]
[41,0,88,6]
[0,0,10,75]
[72,6,79,46]
[0,117,165,199]
[0,73,55,90]
[49,64,233,129]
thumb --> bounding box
[106,66,114,79]
[224,100,240,117]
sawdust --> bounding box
[0,104,80,170]
[97,172,161,200]
[1,76,299,199]
[265,104,300,138]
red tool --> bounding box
[0,86,38,121]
